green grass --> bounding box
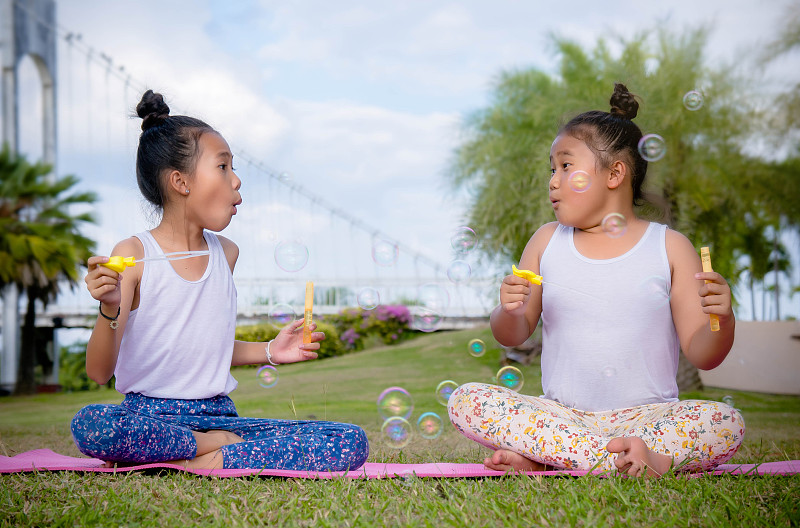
[2,326,799,527]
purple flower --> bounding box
[341,328,360,346]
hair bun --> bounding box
[609,83,639,120]
[136,89,170,131]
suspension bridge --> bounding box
[1,0,499,390]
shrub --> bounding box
[324,305,412,351]
[59,343,114,392]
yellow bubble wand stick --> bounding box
[100,251,210,273]
[303,281,314,344]
[700,246,720,332]
[512,264,606,302]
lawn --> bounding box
[1,326,799,527]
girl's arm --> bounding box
[84,237,143,384]
[231,319,323,366]
[490,222,557,346]
[217,235,324,366]
[667,230,735,370]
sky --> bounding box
[6,0,800,320]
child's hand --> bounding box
[499,274,532,315]
[694,271,733,323]
[269,319,324,364]
[85,256,121,308]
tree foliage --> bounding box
[0,144,97,393]
[449,27,800,302]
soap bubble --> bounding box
[602,366,617,379]
[274,240,309,272]
[447,260,471,284]
[269,303,296,327]
[398,471,417,486]
[451,226,477,254]
[435,380,459,406]
[722,395,735,407]
[418,283,450,313]
[496,366,524,391]
[382,417,412,449]
[279,172,291,182]
[413,309,443,333]
[357,287,380,310]
[468,338,486,357]
[417,412,444,440]
[638,134,666,162]
[372,239,399,267]
[256,365,278,388]
[683,90,704,111]
[568,170,591,193]
[639,275,670,310]
[377,387,413,420]
[601,213,627,238]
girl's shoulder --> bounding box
[533,221,560,240]
[109,236,145,283]
[664,227,696,257]
[214,234,239,273]
[529,221,560,251]
[111,236,145,260]
[519,222,560,270]
[664,227,701,272]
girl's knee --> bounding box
[723,403,745,431]
[447,381,484,414]
[345,424,370,469]
[719,402,746,450]
[70,404,124,458]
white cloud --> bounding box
[271,98,459,183]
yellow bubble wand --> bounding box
[303,281,314,344]
[511,264,605,302]
[700,247,720,332]
[511,264,543,285]
[100,251,211,273]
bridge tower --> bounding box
[0,0,58,392]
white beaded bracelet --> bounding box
[265,340,278,366]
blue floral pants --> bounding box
[71,393,369,471]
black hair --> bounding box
[135,90,216,208]
[559,83,648,205]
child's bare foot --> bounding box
[606,436,673,477]
[484,449,549,472]
[180,449,225,470]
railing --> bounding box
[2,277,497,329]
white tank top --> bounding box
[539,222,679,411]
[114,230,239,399]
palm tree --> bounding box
[738,214,775,320]
[766,229,792,320]
[0,144,97,394]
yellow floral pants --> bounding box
[447,382,745,472]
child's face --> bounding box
[548,133,604,228]
[187,132,242,232]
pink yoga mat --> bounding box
[2,450,798,478]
